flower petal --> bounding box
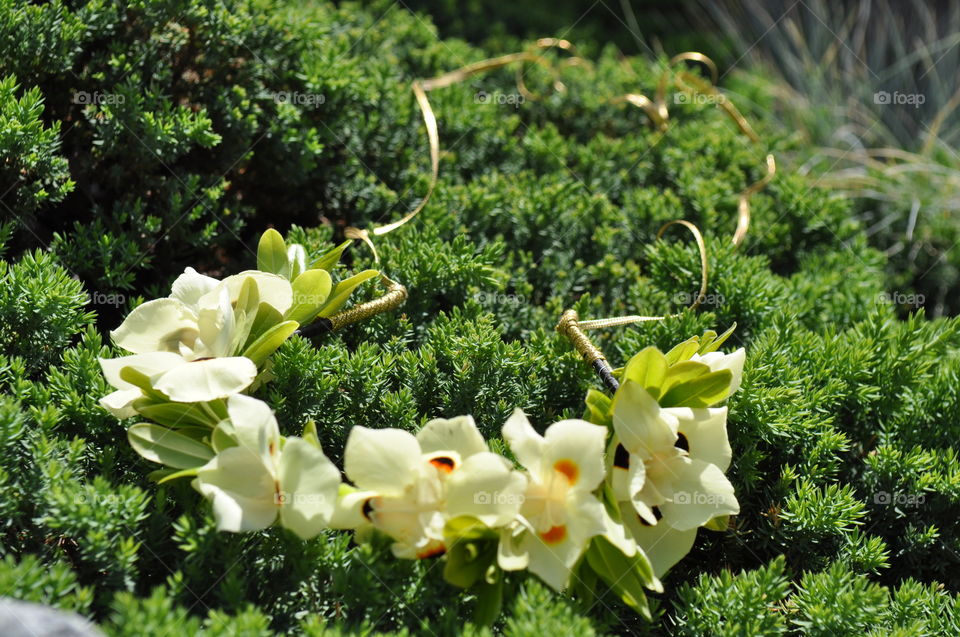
[329,488,377,530]
[416,415,488,459]
[502,409,545,475]
[542,419,607,491]
[219,270,293,315]
[446,452,527,527]
[99,389,142,418]
[497,524,530,571]
[697,348,745,396]
[372,495,445,558]
[153,357,257,403]
[612,380,678,458]
[99,352,183,390]
[194,447,277,532]
[277,438,340,539]
[197,286,236,358]
[226,394,281,459]
[521,494,604,591]
[623,513,697,578]
[664,406,731,471]
[343,426,422,496]
[110,298,198,354]
[170,267,220,310]
[655,456,739,531]
[599,504,637,558]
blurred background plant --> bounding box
[690,0,960,317]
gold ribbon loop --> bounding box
[348,42,587,261]
[733,154,776,246]
[347,44,774,263]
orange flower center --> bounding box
[539,525,567,545]
[553,459,579,485]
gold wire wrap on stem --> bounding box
[326,276,408,332]
[295,275,408,337]
[557,309,607,365]
[556,310,620,392]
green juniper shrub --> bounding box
[0,0,959,635]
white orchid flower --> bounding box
[496,409,610,592]
[609,379,739,575]
[192,394,340,539]
[342,416,526,559]
[98,268,293,414]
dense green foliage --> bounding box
[1,0,958,634]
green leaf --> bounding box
[659,360,711,395]
[157,467,201,484]
[622,346,669,399]
[243,302,284,351]
[583,388,613,426]
[472,570,504,627]
[665,336,700,364]
[316,269,379,318]
[146,468,177,482]
[230,276,260,354]
[302,419,320,450]
[444,515,498,542]
[659,369,733,407]
[118,367,167,401]
[211,421,238,453]
[585,537,655,620]
[257,229,289,277]
[310,240,352,271]
[128,423,215,469]
[241,319,299,366]
[132,400,220,428]
[285,268,333,324]
[700,323,737,354]
[703,515,730,531]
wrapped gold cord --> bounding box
[297,276,408,337]
[557,310,620,392]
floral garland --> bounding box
[99,230,743,622]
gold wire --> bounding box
[327,276,408,332]
[557,310,607,364]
